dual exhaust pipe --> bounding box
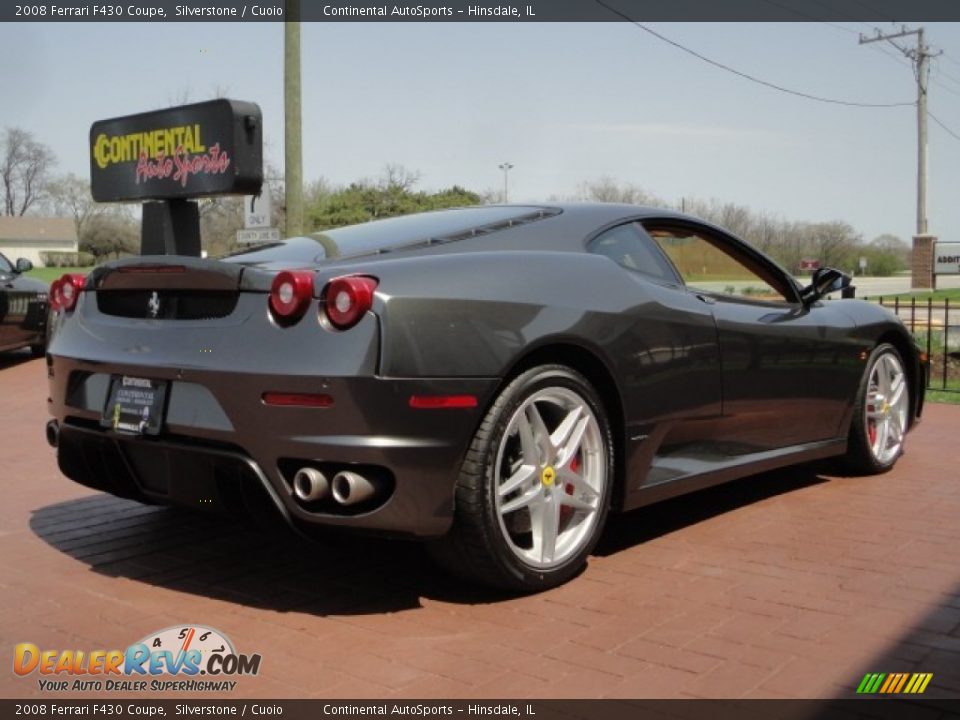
[292,467,380,506]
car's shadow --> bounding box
[0,348,38,370]
[30,465,828,614]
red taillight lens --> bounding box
[49,279,63,311]
[323,276,378,331]
[269,270,314,323]
[52,274,86,312]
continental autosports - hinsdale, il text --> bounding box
[321,706,524,716]
[323,5,455,15]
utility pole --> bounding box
[498,162,513,203]
[860,26,941,289]
[284,0,303,237]
[859,26,939,236]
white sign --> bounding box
[935,241,960,276]
[244,193,272,229]
[859,256,868,270]
[237,228,281,244]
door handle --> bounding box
[694,293,716,305]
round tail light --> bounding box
[323,276,378,331]
[269,270,314,323]
[51,274,86,312]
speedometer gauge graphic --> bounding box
[137,624,234,666]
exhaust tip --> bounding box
[292,467,329,503]
[45,420,59,449]
[332,471,378,506]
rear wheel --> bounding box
[430,365,614,592]
[843,343,910,474]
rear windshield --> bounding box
[221,205,559,265]
[313,205,557,259]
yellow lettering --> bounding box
[13,643,39,676]
[93,134,110,169]
[92,124,210,167]
[40,650,57,674]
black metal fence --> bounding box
[873,297,959,393]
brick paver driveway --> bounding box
[2,352,959,700]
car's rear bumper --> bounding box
[47,354,498,538]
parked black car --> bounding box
[45,204,925,591]
[0,252,49,357]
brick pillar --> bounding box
[912,234,936,291]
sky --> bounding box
[2,20,960,243]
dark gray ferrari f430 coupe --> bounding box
[45,204,925,590]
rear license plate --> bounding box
[101,376,168,436]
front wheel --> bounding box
[430,365,614,592]
[843,343,911,475]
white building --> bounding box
[0,217,78,267]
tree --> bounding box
[572,177,660,205]
[1,128,56,216]
[81,215,138,261]
[305,166,482,231]
[45,173,108,238]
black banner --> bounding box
[1,699,959,720]
[6,0,960,22]
[89,100,263,203]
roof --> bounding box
[0,216,77,242]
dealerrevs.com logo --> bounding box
[13,625,261,693]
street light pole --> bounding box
[498,162,514,203]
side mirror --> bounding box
[801,267,851,304]
[14,258,33,274]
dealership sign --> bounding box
[89,99,263,202]
[935,242,960,276]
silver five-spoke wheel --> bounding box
[864,350,909,465]
[431,365,613,591]
[844,343,911,475]
[494,387,607,569]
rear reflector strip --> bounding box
[409,395,478,409]
[262,392,334,408]
[117,266,187,274]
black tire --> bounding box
[842,343,910,475]
[429,365,615,592]
[30,308,53,358]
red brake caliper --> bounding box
[560,455,579,523]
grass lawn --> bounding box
[24,267,89,284]
[863,287,960,302]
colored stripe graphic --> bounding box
[892,673,909,693]
[857,672,933,694]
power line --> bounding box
[593,2,914,108]
[757,0,857,35]
[929,111,960,141]
[848,0,896,23]
[933,62,960,89]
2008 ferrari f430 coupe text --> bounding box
[45,204,925,590]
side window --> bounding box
[588,222,678,284]
[644,225,794,303]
